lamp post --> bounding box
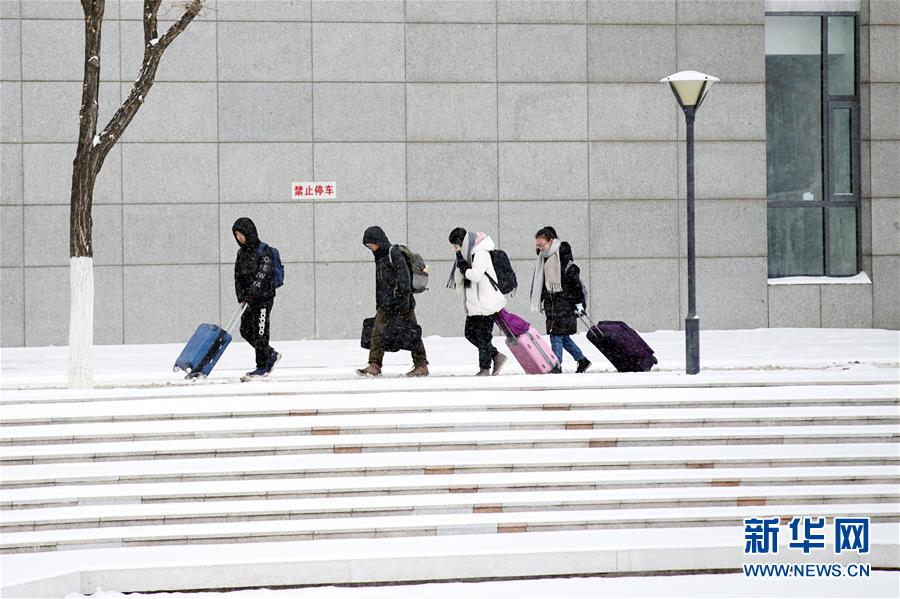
[661,71,719,375]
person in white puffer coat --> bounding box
[447,227,508,376]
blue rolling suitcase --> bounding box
[174,304,246,379]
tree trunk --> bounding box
[68,1,104,388]
[68,162,97,388]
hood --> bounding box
[232,217,259,248]
[362,226,390,247]
[471,232,495,253]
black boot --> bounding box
[576,358,591,373]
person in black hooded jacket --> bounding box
[233,217,281,380]
[530,227,591,374]
[357,226,429,377]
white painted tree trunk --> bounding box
[68,257,94,388]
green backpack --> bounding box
[390,245,429,293]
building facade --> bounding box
[1,0,898,347]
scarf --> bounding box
[446,232,483,290]
[530,238,562,312]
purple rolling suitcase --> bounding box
[580,315,657,373]
[495,309,560,375]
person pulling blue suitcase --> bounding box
[232,218,284,381]
[175,217,285,381]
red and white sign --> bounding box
[292,181,335,199]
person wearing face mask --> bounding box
[530,227,591,374]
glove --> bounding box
[455,252,471,274]
[575,303,585,316]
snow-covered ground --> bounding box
[2,328,898,599]
[1,328,898,391]
[62,571,900,599]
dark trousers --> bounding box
[240,300,274,368]
[465,314,499,370]
[368,307,428,367]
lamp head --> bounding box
[660,70,720,111]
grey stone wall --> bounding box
[764,0,900,329]
[866,0,900,329]
[0,0,896,347]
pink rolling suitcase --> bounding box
[495,309,559,374]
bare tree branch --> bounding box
[96,0,203,164]
[143,0,163,47]
[76,0,104,151]
[157,0,204,50]
[70,0,105,256]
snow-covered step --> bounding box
[1,424,897,465]
[3,525,898,598]
[3,485,897,533]
[0,332,896,596]
[2,444,897,489]
[2,384,896,425]
[3,366,894,405]
[3,405,896,446]
[3,503,896,553]
[5,465,895,510]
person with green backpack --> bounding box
[357,226,429,378]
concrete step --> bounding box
[2,444,897,489]
[2,384,896,425]
[4,465,896,510]
[3,405,897,446]
[3,502,896,553]
[3,525,898,597]
[3,369,894,406]
[2,363,896,596]
[2,424,896,465]
[3,485,897,533]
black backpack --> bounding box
[486,249,517,295]
[565,260,588,306]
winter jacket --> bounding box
[233,217,276,306]
[453,235,506,316]
[363,226,414,315]
[540,241,585,336]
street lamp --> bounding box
[661,70,719,375]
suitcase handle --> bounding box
[224,303,248,334]
[578,313,604,337]
[493,313,515,341]
[193,304,246,375]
